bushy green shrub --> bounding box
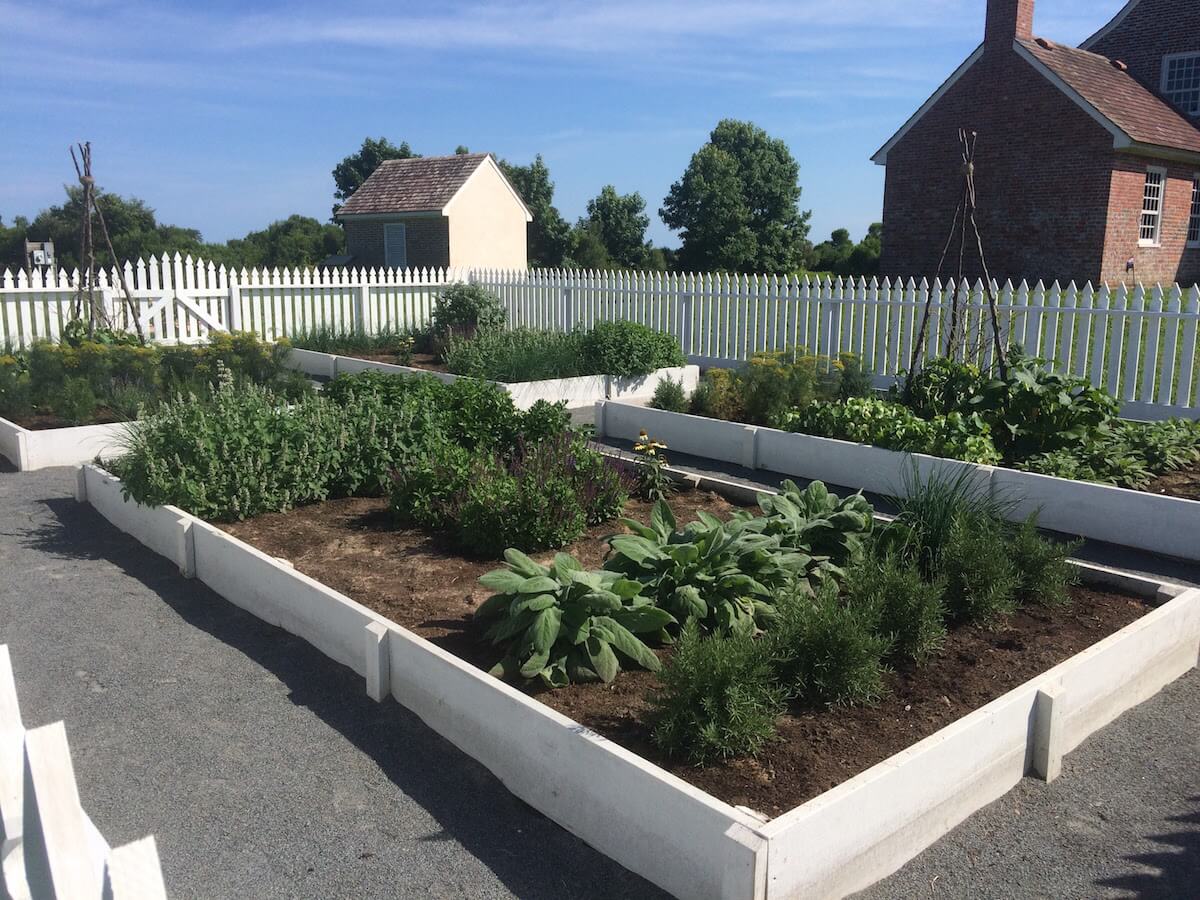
[651,622,783,763]
[113,384,346,520]
[1008,518,1079,607]
[580,320,685,377]
[688,368,742,421]
[649,377,689,413]
[0,353,32,419]
[56,377,98,425]
[769,585,890,707]
[898,358,985,418]
[444,328,585,382]
[846,555,946,663]
[391,431,629,556]
[938,516,1020,624]
[432,283,506,343]
[476,550,672,686]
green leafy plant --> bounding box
[898,357,985,418]
[649,377,689,413]
[650,622,783,763]
[56,377,98,425]
[475,549,673,686]
[783,397,1001,466]
[970,349,1119,461]
[740,480,874,578]
[605,501,796,636]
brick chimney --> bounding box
[985,0,1034,45]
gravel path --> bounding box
[0,463,666,900]
[858,666,1200,899]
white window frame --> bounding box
[1139,166,1167,248]
[1161,51,1200,117]
[383,222,408,270]
[1189,173,1200,249]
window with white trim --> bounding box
[1189,175,1200,248]
[384,222,408,269]
[1162,52,1200,117]
[1140,167,1166,246]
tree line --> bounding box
[2,120,881,277]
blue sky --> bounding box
[0,0,1127,251]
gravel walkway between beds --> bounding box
[0,462,666,900]
[858,666,1200,899]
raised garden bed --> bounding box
[0,415,130,471]
[599,401,1200,563]
[283,346,699,410]
[0,334,307,471]
[222,487,1151,817]
[79,463,1200,899]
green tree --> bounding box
[10,188,208,271]
[0,216,30,272]
[660,119,812,273]
[332,137,419,216]
[564,222,613,269]
[583,185,651,269]
[220,215,345,270]
[498,155,571,268]
[810,223,882,278]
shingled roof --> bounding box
[337,153,495,216]
[1017,38,1200,155]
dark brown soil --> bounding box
[1145,461,1200,502]
[6,408,128,430]
[225,491,1150,818]
[338,350,451,374]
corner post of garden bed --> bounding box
[1031,684,1066,783]
[364,622,391,702]
[593,401,607,439]
[74,465,87,503]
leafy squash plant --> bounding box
[737,480,874,589]
[476,549,674,687]
[605,502,800,636]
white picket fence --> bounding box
[0,645,166,899]
[2,255,1199,417]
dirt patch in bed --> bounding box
[334,350,451,374]
[1145,462,1200,503]
[224,491,1150,818]
[5,409,128,430]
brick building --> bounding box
[873,0,1200,285]
[337,153,532,270]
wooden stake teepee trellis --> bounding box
[906,128,1008,389]
[69,142,145,342]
